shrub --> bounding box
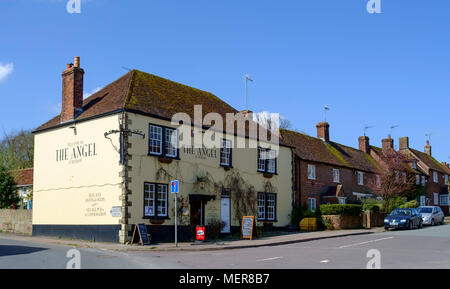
[385,197,406,213]
[400,200,419,209]
[319,204,362,216]
[289,206,302,225]
[206,219,226,240]
[362,198,384,212]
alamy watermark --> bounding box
[67,0,81,14]
[66,249,81,269]
[366,249,381,269]
[367,0,381,14]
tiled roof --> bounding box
[370,145,425,175]
[410,149,449,174]
[34,70,283,145]
[11,168,33,186]
[280,129,381,173]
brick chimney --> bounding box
[424,140,432,156]
[442,162,449,169]
[399,137,409,151]
[382,135,394,152]
[358,136,370,154]
[61,56,84,123]
[316,122,330,142]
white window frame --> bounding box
[266,150,277,174]
[257,148,277,174]
[433,171,438,183]
[308,164,316,180]
[440,194,449,206]
[445,175,449,185]
[164,128,178,158]
[421,176,426,186]
[420,195,426,206]
[333,169,340,183]
[149,125,163,156]
[144,182,168,218]
[257,148,266,172]
[434,193,439,205]
[338,197,346,204]
[257,193,266,220]
[416,175,420,185]
[308,197,317,212]
[257,192,276,221]
[220,138,232,166]
[358,171,364,185]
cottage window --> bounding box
[433,171,438,183]
[440,194,449,206]
[257,192,277,221]
[308,197,317,212]
[149,125,162,155]
[420,195,426,206]
[257,148,277,174]
[434,193,439,205]
[220,139,232,167]
[358,171,364,185]
[333,169,340,183]
[376,175,381,188]
[164,128,178,158]
[416,175,420,185]
[445,175,449,185]
[421,176,426,186]
[308,165,316,180]
[144,182,168,218]
[149,124,178,158]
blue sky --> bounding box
[0,0,449,162]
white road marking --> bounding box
[339,237,394,249]
[320,260,330,263]
[256,256,283,262]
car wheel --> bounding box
[419,221,423,229]
[441,218,445,225]
[431,219,435,226]
[409,221,413,230]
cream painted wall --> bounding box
[33,114,123,225]
[126,113,293,228]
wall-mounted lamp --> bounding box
[69,125,77,135]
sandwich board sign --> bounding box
[241,216,255,240]
[131,223,150,245]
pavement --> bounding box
[0,227,384,252]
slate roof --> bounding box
[35,70,283,145]
[280,129,381,173]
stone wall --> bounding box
[0,209,32,235]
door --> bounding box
[190,199,204,239]
[220,190,231,233]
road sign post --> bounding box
[171,180,179,247]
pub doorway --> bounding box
[189,194,215,240]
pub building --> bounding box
[32,57,294,243]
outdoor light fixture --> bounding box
[69,125,77,135]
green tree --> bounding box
[0,166,19,208]
[0,129,34,170]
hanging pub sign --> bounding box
[131,223,151,245]
[241,216,256,240]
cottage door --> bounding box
[220,190,231,233]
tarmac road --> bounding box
[133,224,450,269]
[0,224,448,269]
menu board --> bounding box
[241,216,255,240]
[131,223,150,245]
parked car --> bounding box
[384,208,423,230]
[418,206,445,226]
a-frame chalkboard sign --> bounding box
[131,223,151,245]
[241,216,257,240]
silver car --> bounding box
[418,206,445,226]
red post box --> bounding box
[196,226,205,241]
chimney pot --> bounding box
[399,137,409,151]
[61,57,84,123]
[74,57,80,68]
[316,122,330,142]
[425,141,432,156]
[358,136,370,154]
[382,136,394,152]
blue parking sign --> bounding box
[171,180,179,194]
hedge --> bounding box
[319,204,362,216]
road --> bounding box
[0,224,449,269]
[135,224,450,269]
[0,238,186,269]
